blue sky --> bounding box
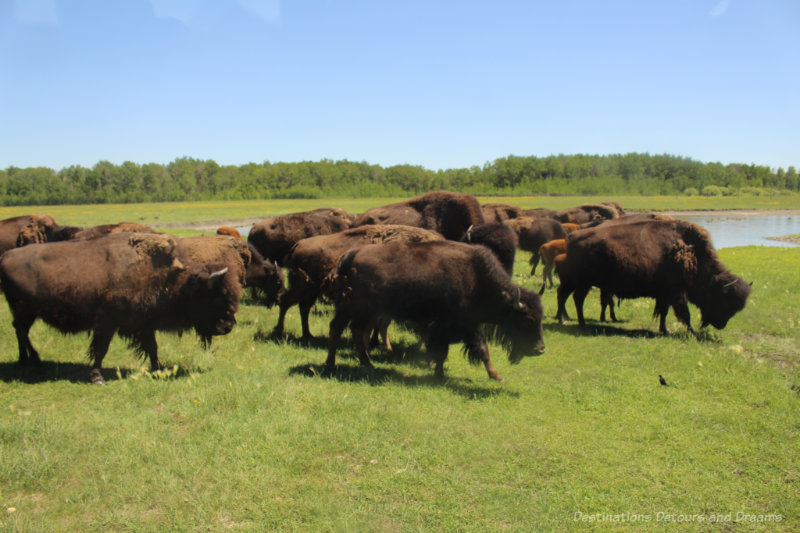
[1,0,798,171]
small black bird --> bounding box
[659,375,668,386]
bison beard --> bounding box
[555,219,751,334]
[322,241,545,381]
[0,233,242,384]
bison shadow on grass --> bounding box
[287,362,519,399]
[0,360,202,384]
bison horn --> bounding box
[513,288,522,310]
[465,225,473,243]
[722,279,739,288]
[208,267,229,288]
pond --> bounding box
[236,213,800,249]
[672,214,800,249]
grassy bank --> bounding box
[0,210,798,531]
[0,193,798,231]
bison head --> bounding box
[485,287,545,364]
[181,263,242,344]
[698,273,751,330]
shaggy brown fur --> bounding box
[216,226,243,239]
[274,224,444,339]
[353,190,485,240]
[481,203,522,222]
[176,235,252,286]
[0,214,60,254]
[323,240,545,381]
[555,203,622,224]
[0,232,242,383]
[248,208,355,265]
[504,216,568,274]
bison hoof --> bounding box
[89,369,106,385]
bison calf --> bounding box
[324,241,545,381]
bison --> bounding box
[504,216,567,275]
[0,233,242,384]
[555,203,622,224]
[352,190,485,240]
[555,219,751,334]
[49,222,156,242]
[481,203,522,223]
[323,240,545,381]
[248,208,355,266]
[177,235,284,308]
[461,222,519,275]
[216,226,243,239]
[274,224,444,339]
[0,214,61,253]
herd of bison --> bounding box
[0,190,751,384]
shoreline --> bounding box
[155,209,800,244]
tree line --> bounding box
[1,153,796,206]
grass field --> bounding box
[0,197,799,531]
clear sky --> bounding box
[1,0,798,172]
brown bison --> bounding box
[177,235,284,308]
[555,203,622,224]
[274,224,444,339]
[0,233,242,384]
[0,214,61,253]
[50,222,156,241]
[248,208,354,265]
[521,208,558,219]
[555,219,751,333]
[352,190,485,240]
[461,222,519,275]
[504,216,567,275]
[481,203,522,223]
[323,240,545,381]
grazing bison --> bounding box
[248,208,354,266]
[0,214,60,253]
[555,219,751,333]
[323,241,545,381]
[481,203,522,223]
[461,222,519,275]
[555,203,621,224]
[353,190,485,240]
[274,224,444,339]
[0,233,242,384]
[504,216,567,275]
[176,235,252,286]
[176,235,284,307]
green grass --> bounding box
[0,200,799,531]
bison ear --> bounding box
[208,267,229,289]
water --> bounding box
[237,214,800,249]
[672,214,800,249]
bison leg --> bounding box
[672,299,694,334]
[654,299,671,334]
[599,290,617,322]
[465,331,503,381]
[572,286,591,329]
[88,328,115,385]
[131,329,161,371]
[425,332,450,381]
[325,311,350,372]
[555,282,573,323]
[12,316,40,367]
[529,254,540,276]
[298,296,316,340]
[350,322,375,369]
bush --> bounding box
[683,187,699,196]
[701,185,724,197]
